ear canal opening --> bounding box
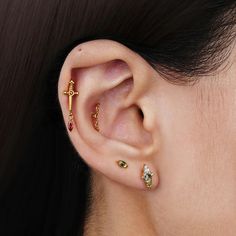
[138,108,144,120]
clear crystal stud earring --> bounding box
[142,164,154,189]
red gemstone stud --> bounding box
[68,120,73,132]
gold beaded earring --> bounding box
[91,103,100,132]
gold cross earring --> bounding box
[63,80,79,131]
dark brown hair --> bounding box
[0,0,235,235]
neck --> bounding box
[83,171,236,236]
[83,172,156,236]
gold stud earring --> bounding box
[142,164,154,189]
[63,80,79,131]
[117,160,128,169]
[91,103,100,132]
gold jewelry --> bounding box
[117,160,128,168]
[142,164,154,189]
[63,80,79,131]
[91,103,100,132]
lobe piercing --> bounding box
[142,164,154,189]
[63,79,79,131]
[91,103,100,132]
[117,160,128,169]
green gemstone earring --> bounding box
[117,160,128,169]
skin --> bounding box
[58,39,236,235]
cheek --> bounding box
[153,81,236,220]
[157,84,204,189]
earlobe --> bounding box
[58,39,159,190]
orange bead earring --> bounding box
[91,103,100,132]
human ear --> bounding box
[58,39,159,190]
